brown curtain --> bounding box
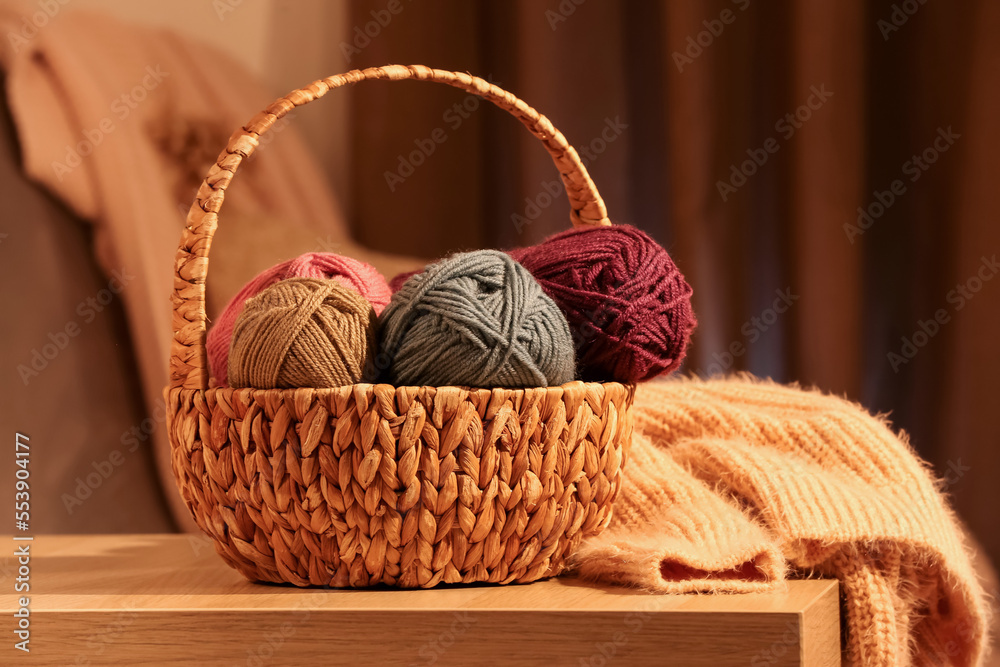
[344,0,1000,567]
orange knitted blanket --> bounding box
[573,377,989,666]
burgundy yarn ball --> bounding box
[508,224,696,383]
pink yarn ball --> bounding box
[207,253,391,385]
[389,269,420,293]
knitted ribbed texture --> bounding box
[572,376,988,666]
[571,436,785,593]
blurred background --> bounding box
[0,0,997,577]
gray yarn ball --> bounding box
[376,250,575,388]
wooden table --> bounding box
[1,535,839,666]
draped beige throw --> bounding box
[574,377,988,665]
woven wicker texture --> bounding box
[166,65,632,587]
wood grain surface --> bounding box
[0,535,840,666]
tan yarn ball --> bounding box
[227,277,376,389]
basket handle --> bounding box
[169,64,611,391]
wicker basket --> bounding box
[166,65,634,588]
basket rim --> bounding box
[170,379,636,399]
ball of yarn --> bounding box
[207,252,391,384]
[377,250,575,388]
[227,277,376,389]
[508,224,696,383]
[389,269,419,293]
